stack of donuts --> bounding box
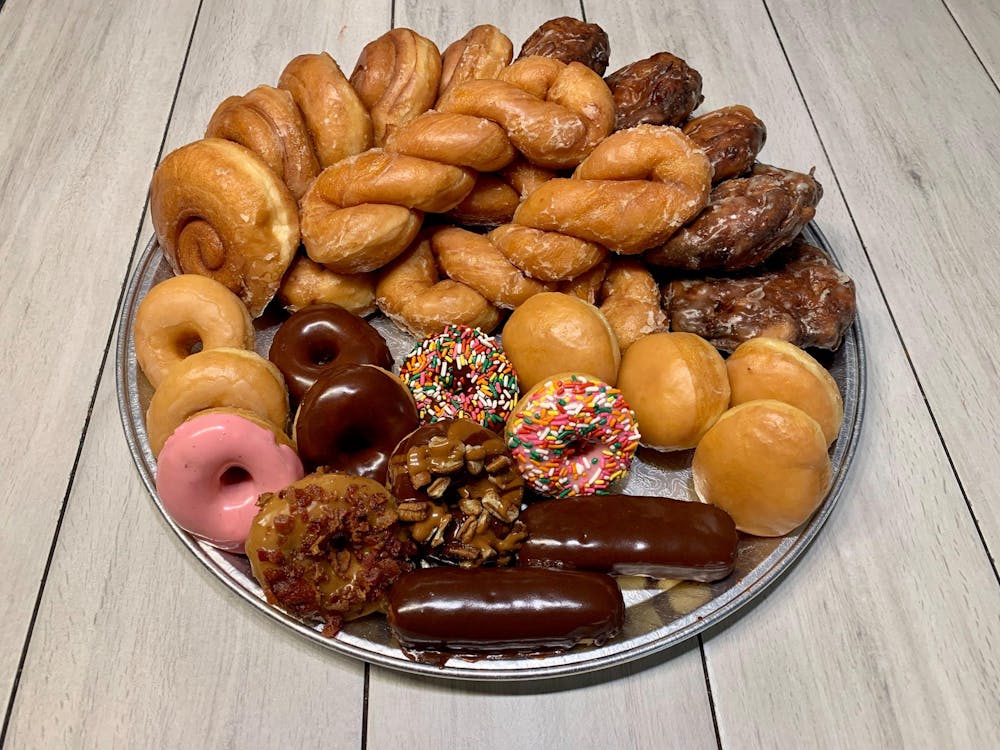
[135,17,859,660]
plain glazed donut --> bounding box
[134,274,254,389]
[155,407,303,552]
[293,363,419,483]
[269,303,393,401]
[277,254,377,317]
[506,373,640,497]
[246,471,416,635]
[146,347,289,457]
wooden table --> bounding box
[2,1,998,747]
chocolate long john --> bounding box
[386,567,624,656]
[518,495,739,581]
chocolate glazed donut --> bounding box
[269,303,392,401]
[294,363,419,483]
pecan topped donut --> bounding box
[387,419,526,567]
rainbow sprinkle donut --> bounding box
[399,325,520,432]
[506,373,641,497]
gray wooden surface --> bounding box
[1,1,997,747]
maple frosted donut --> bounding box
[505,373,640,497]
[133,274,254,389]
[155,408,303,552]
[398,324,520,431]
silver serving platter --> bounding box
[116,223,865,680]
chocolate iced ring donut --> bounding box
[269,303,393,401]
[293,363,419,482]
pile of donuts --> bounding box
[135,17,858,661]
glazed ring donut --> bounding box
[506,373,641,497]
[155,407,303,552]
[246,471,416,635]
[134,274,254,389]
[269,303,393,401]
[293,363,419,483]
[398,324,520,431]
[145,348,289,457]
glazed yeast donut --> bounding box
[277,254,376,317]
[506,373,640,497]
[246,471,416,635]
[155,408,303,552]
[133,274,254,389]
[150,138,299,317]
[146,347,289,457]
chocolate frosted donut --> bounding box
[294,364,418,482]
[387,418,526,567]
[269,303,392,401]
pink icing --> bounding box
[155,412,303,552]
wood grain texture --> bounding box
[946,0,1000,83]
[768,0,1000,554]
[0,0,199,713]
[586,1,1000,746]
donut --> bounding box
[155,407,304,552]
[146,348,289,457]
[505,373,640,497]
[245,471,416,635]
[293,363,419,483]
[386,418,526,567]
[398,325,520,432]
[134,274,254,389]
[269,303,393,402]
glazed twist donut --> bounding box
[350,28,442,145]
[438,24,513,100]
[436,56,614,169]
[597,259,667,351]
[278,52,373,168]
[150,138,299,317]
[205,84,320,200]
[447,158,555,228]
[376,231,501,338]
[278,253,376,317]
[299,111,515,274]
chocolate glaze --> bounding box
[387,567,624,657]
[518,495,738,581]
[294,364,418,483]
[269,303,392,401]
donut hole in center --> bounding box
[307,340,339,367]
[337,431,371,455]
[175,333,204,358]
[219,465,252,487]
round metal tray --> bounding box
[116,223,865,680]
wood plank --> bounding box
[947,0,1000,83]
[768,0,1000,554]
[0,0,200,714]
[585,1,1000,746]
[3,0,392,745]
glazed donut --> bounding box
[387,418,526,567]
[278,52,373,168]
[398,325,520,431]
[293,363,419,483]
[146,347,289,457]
[350,28,442,145]
[488,224,607,282]
[446,159,556,228]
[597,259,667,351]
[277,254,376,317]
[155,407,303,552]
[246,471,416,635]
[505,373,640,497]
[205,84,320,199]
[133,274,254,389]
[375,231,501,339]
[438,24,513,99]
[269,303,392,401]
[558,260,609,305]
[150,138,299,317]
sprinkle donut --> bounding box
[155,407,304,552]
[505,373,641,497]
[399,325,520,431]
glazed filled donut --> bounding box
[155,407,303,552]
[146,347,289,457]
[293,363,419,483]
[387,418,527,567]
[133,274,254,389]
[269,304,392,401]
[398,324,520,431]
[506,373,641,497]
[246,471,416,635]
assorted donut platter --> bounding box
[116,17,866,679]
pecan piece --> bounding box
[518,16,611,75]
[605,52,703,130]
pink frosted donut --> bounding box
[155,408,304,552]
